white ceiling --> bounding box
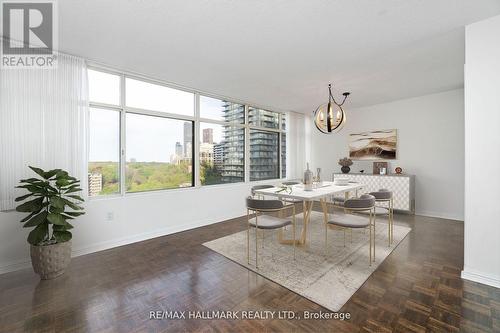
[58,0,500,113]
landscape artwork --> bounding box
[349,129,397,160]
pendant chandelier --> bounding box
[314,84,350,134]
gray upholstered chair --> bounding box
[251,184,274,199]
[324,194,376,265]
[246,197,296,269]
[369,189,394,246]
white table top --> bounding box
[254,181,364,201]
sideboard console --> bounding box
[333,173,415,213]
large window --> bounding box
[199,122,244,185]
[88,107,120,197]
[250,130,279,181]
[88,68,287,197]
[200,96,245,123]
[249,107,279,129]
[199,96,245,186]
[88,69,120,105]
[249,108,286,181]
[126,114,193,192]
[126,78,194,116]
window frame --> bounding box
[87,64,288,199]
[247,111,286,182]
[88,106,122,197]
[197,94,246,186]
[124,112,195,193]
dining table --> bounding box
[254,181,364,246]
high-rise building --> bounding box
[249,130,279,180]
[247,108,283,180]
[171,142,183,164]
[220,102,245,183]
[203,128,213,144]
[175,141,183,156]
[198,102,283,183]
[185,142,192,158]
[183,122,192,157]
[213,143,224,167]
[200,142,214,165]
[88,173,103,197]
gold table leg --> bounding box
[279,200,314,246]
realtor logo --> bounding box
[1,0,57,68]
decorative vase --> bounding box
[304,163,313,191]
[30,240,72,280]
[341,166,350,174]
[316,168,322,186]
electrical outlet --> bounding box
[106,212,114,221]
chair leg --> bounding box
[387,206,391,247]
[247,226,250,265]
[293,212,296,260]
[343,228,346,247]
[373,208,376,262]
[369,212,372,266]
[255,215,259,269]
[247,209,250,265]
[255,227,258,269]
[391,199,394,244]
[325,222,328,255]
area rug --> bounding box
[203,211,411,311]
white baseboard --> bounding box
[0,210,246,275]
[461,269,500,289]
[0,259,32,275]
[415,210,464,222]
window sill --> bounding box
[87,178,289,201]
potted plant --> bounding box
[15,166,85,280]
[338,157,353,174]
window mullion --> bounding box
[120,74,126,195]
[279,132,282,179]
[194,93,201,187]
[244,105,250,183]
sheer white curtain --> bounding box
[287,111,311,180]
[0,53,89,211]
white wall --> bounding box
[0,181,280,274]
[462,15,500,288]
[311,89,465,220]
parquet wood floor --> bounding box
[0,208,498,332]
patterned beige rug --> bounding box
[203,211,411,311]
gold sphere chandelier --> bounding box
[314,84,350,134]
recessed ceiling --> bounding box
[58,0,500,113]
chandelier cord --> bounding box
[328,83,350,107]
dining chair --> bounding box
[324,194,376,265]
[251,184,274,199]
[246,197,296,269]
[369,189,394,246]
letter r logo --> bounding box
[2,1,54,55]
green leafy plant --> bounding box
[15,166,85,246]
